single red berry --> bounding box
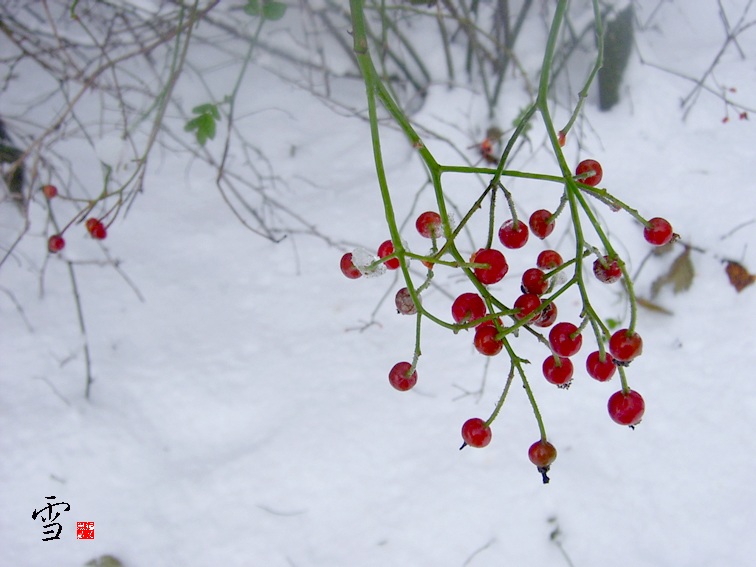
[643,217,674,246]
[586,350,616,382]
[609,329,643,362]
[608,389,645,426]
[47,234,65,253]
[395,287,419,315]
[513,293,541,320]
[388,362,418,392]
[537,249,563,271]
[593,255,622,284]
[575,159,603,186]
[471,248,508,285]
[340,252,362,279]
[473,324,503,356]
[85,218,99,233]
[549,322,583,357]
[42,184,58,199]
[521,268,549,295]
[529,209,555,239]
[451,293,486,325]
[461,417,492,448]
[528,440,557,468]
[498,219,529,249]
[534,301,558,328]
[377,240,400,270]
[416,211,443,239]
[542,356,573,386]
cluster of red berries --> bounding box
[340,158,675,481]
[43,185,109,254]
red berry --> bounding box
[644,217,674,246]
[513,293,541,320]
[377,240,400,270]
[388,362,418,392]
[534,301,558,328]
[461,417,492,448]
[47,234,65,253]
[85,218,107,240]
[529,209,555,239]
[549,322,583,357]
[593,255,622,284]
[528,440,557,468]
[586,351,616,382]
[451,293,486,325]
[340,253,362,279]
[42,184,58,199]
[609,329,643,362]
[473,324,503,356]
[542,356,573,386]
[471,248,508,285]
[498,219,529,249]
[395,287,419,315]
[416,211,443,239]
[608,389,645,426]
[85,218,99,233]
[575,159,603,186]
[537,249,563,271]
[521,268,549,295]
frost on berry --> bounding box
[593,255,622,284]
[416,211,444,239]
[351,247,386,278]
[340,252,362,279]
[395,287,419,315]
[377,239,400,270]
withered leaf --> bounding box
[636,297,674,315]
[725,260,756,292]
[651,247,694,298]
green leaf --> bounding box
[184,104,219,146]
[605,317,620,331]
[243,0,261,16]
[262,1,287,20]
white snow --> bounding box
[1,2,756,566]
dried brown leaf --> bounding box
[651,248,694,298]
[725,260,756,292]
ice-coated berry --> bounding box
[340,252,362,279]
[416,211,443,239]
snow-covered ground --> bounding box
[2,2,755,566]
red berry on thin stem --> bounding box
[388,362,417,391]
[451,293,486,325]
[644,217,674,246]
[608,389,645,426]
[529,209,555,239]
[461,418,492,448]
[521,267,549,295]
[609,329,643,362]
[549,322,583,357]
[474,324,503,356]
[513,293,541,320]
[47,234,65,253]
[416,211,443,239]
[593,255,622,284]
[537,249,563,271]
[542,356,573,387]
[42,184,58,199]
[575,159,603,186]
[534,302,558,328]
[498,219,529,249]
[340,252,362,279]
[471,248,508,285]
[377,240,400,270]
[528,439,557,484]
[586,350,616,382]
